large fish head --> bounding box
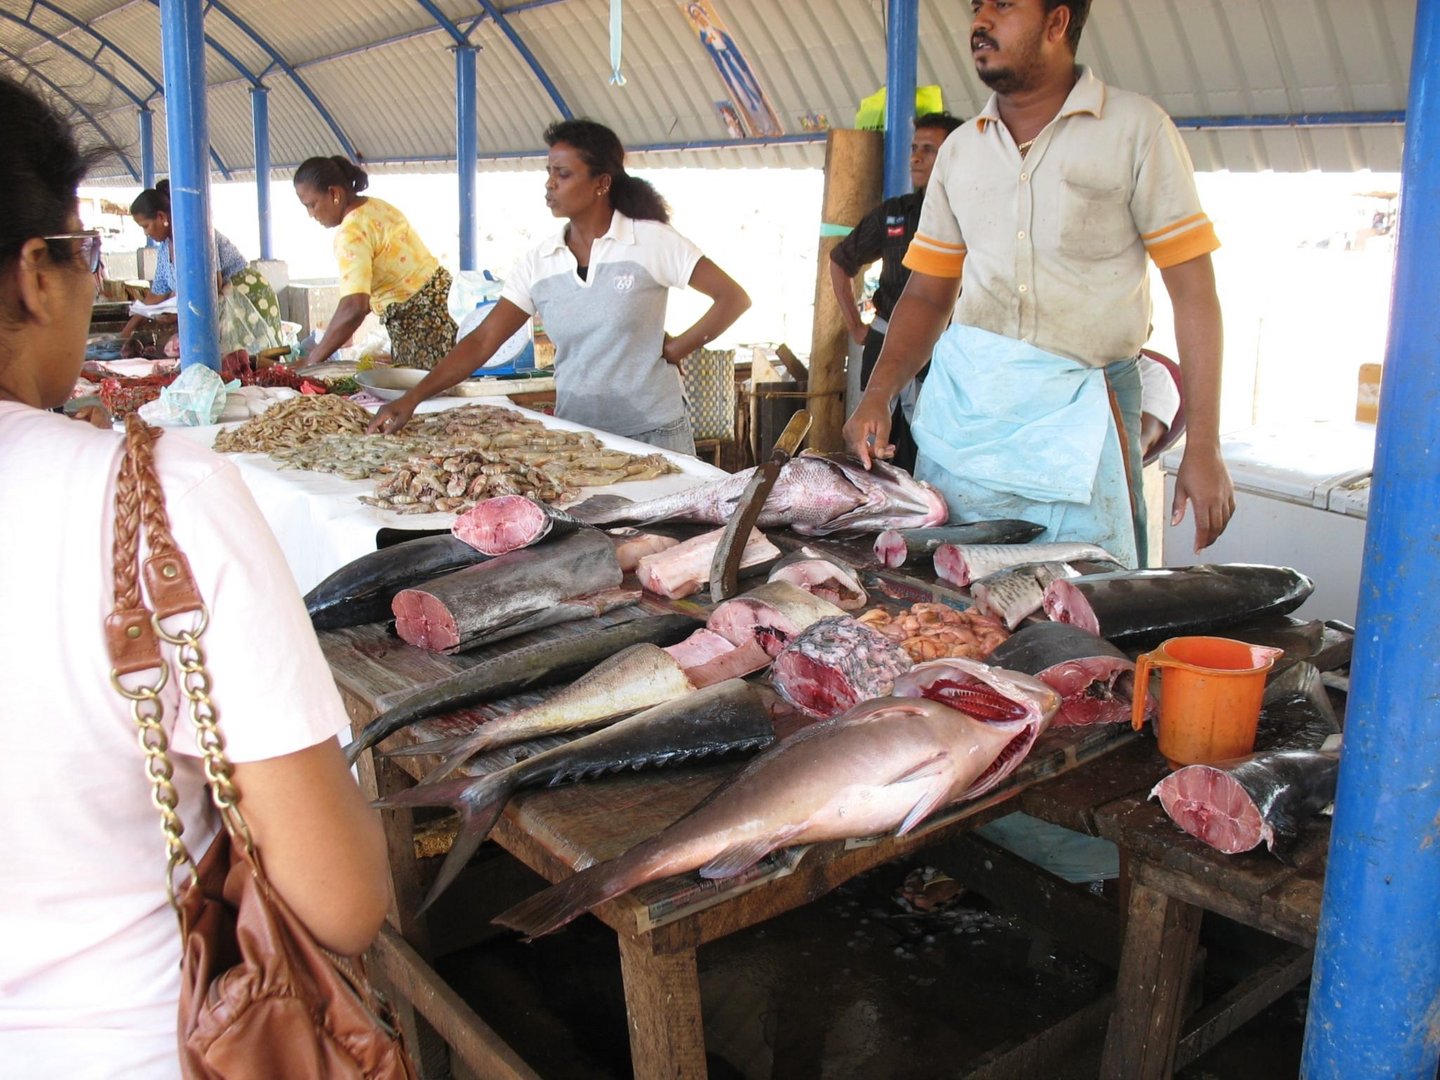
[794,452,950,534]
[891,657,1060,800]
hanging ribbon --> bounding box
[609,0,627,86]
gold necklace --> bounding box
[1017,138,1036,156]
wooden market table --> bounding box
[320,602,1137,1080]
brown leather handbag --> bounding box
[104,414,416,1080]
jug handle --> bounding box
[1132,648,1171,731]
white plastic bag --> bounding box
[138,364,239,427]
[446,269,504,326]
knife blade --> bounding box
[708,408,812,603]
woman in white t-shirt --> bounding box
[371,119,751,455]
[0,76,390,1078]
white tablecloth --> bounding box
[170,396,726,595]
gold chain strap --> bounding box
[107,414,257,915]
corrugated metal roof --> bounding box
[0,0,1414,181]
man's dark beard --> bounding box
[977,65,1026,93]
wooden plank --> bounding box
[1094,794,1328,905]
[616,933,708,1080]
[1132,861,1320,949]
[371,926,542,1080]
[1100,879,1203,1080]
[962,994,1115,1080]
[808,128,883,452]
[1173,946,1314,1069]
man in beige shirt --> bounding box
[844,0,1234,558]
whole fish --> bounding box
[1152,749,1339,859]
[986,621,1148,727]
[421,641,698,779]
[493,694,1043,939]
[873,520,1046,569]
[304,533,490,630]
[1042,564,1316,644]
[766,546,868,610]
[375,680,785,910]
[890,657,1059,801]
[451,495,584,556]
[567,451,947,535]
[934,542,1119,588]
[343,613,699,764]
[393,528,624,652]
[770,616,914,720]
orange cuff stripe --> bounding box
[1147,223,1221,269]
[911,231,965,253]
[1141,212,1209,243]
[902,247,965,278]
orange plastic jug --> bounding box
[1131,636,1283,769]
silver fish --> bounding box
[934,542,1119,588]
[493,691,1054,940]
[568,452,947,535]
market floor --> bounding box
[433,847,1306,1079]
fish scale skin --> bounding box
[771,616,913,720]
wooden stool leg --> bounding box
[617,933,707,1080]
[1100,876,1203,1080]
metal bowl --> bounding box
[355,367,456,401]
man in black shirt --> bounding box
[829,111,962,472]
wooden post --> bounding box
[808,128,883,452]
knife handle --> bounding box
[772,409,812,461]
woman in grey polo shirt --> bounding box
[371,120,750,456]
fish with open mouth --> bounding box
[493,689,1055,940]
[374,679,789,910]
[1042,564,1316,644]
[890,657,1059,800]
[567,451,947,535]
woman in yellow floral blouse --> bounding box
[293,157,457,368]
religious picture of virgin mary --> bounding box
[680,0,784,138]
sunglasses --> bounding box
[41,230,104,274]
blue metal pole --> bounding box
[250,85,272,260]
[159,0,220,371]
[138,106,156,190]
[456,44,478,271]
[883,0,918,197]
[1301,1,1440,1076]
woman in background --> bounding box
[293,156,457,369]
[0,75,389,1077]
[370,119,750,454]
[120,178,281,345]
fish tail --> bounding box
[374,772,513,912]
[492,863,625,940]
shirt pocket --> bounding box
[1057,179,1132,259]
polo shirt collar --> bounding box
[975,64,1106,134]
[542,209,637,255]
